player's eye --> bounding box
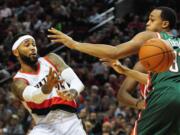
[150,19,154,22]
[25,43,29,47]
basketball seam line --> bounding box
[140,40,174,72]
[148,51,166,71]
[140,44,166,70]
[141,44,165,50]
[139,50,173,61]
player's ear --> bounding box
[13,49,19,57]
[162,21,169,29]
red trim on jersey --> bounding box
[131,121,137,135]
[131,112,142,135]
[26,97,77,109]
[139,84,145,97]
[156,32,161,39]
[13,78,29,85]
[139,72,152,99]
[44,56,58,71]
[144,72,152,98]
[19,63,41,75]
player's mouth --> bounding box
[30,53,37,57]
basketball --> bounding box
[139,38,175,73]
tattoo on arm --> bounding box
[11,79,28,100]
[45,53,69,73]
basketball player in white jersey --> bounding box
[11,34,86,135]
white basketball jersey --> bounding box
[14,57,77,124]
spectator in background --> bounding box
[102,121,113,135]
[3,114,24,135]
[0,3,12,19]
[85,121,94,135]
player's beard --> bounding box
[19,53,38,67]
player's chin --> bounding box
[146,27,157,32]
[31,56,38,63]
[145,27,151,31]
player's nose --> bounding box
[146,20,150,27]
[29,45,36,53]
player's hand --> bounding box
[56,89,78,101]
[48,28,78,49]
[136,99,146,110]
[100,58,125,74]
[42,68,63,94]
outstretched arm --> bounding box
[101,58,147,84]
[48,28,157,59]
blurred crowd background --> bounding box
[0,0,179,135]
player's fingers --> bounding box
[64,93,73,101]
[48,68,53,80]
[56,90,61,95]
[51,70,58,79]
[49,67,52,75]
[48,27,63,35]
[51,39,65,44]
[66,97,73,101]
[57,90,66,99]
[53,80,60,86]
[100,58,109,63]
[52,39,72,46]
[58,80,64,84]
[68,94,75,101]
[64,92,71,97]
[100,58,109,61]
[102,62,112,67]
[47,35,62,39]
[55,72,59,80]
[61,90,69,95]
[49,72,58,85]
[58,92,70,100]
[54,73,64,84]
[49,28,71,40]
[101,58,116,65]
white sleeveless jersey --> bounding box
[13,57,77,124]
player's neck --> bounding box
[159,29,173,36]
[20,62,39,73]
[161,29,172,34]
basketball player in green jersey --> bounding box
[100,35,180,135]
[48,7,180,135]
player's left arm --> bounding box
[44,53,85,100]
[48,28,158,59]
[101,58,148,84]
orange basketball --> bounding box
[139,38,175,73]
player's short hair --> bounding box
[155,6,177,29]
[11,33,27,46]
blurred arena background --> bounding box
[0,0,179,134]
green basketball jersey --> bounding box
[151,32,180,87]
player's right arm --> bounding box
[48,28,158,59]
[11,68,60,103]
[102,58,146,109]
[117,62,146,109]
